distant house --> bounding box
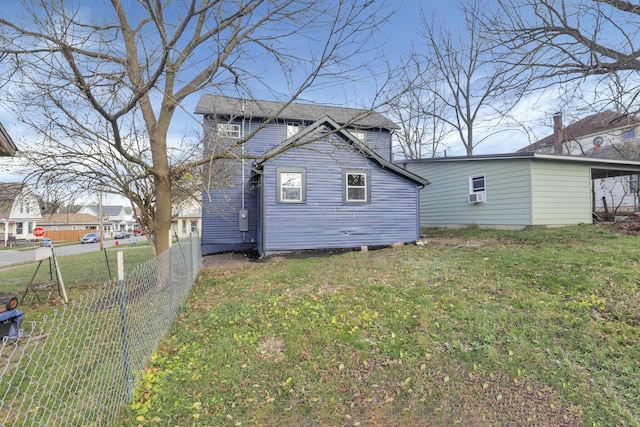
[171,198,202,240]
[518,112,640,214]
[0,182,42,244]
[0,122,17,157]
[196,94,428,256]
[399,153,640,229]
[78,204,136,233]
[39,213,101,231]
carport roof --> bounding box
[398,152,640,180]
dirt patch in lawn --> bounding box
[600,215,640,236]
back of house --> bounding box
[195,95,426,256]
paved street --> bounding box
[0,236,149,267]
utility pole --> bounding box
[99,191,104,250]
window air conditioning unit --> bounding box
[468,192,486,204]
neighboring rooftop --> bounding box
[517,111,640,153]
[39,213,100,225]
[195,94,399,130]
[0,122,17,157]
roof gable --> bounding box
[0,182,26,218]
[255,116,428,187]
[195,94,399,130]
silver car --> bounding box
[80,232,100,243]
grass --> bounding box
[1,244,154,318]
[118,225,635,425]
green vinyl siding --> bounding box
[403,157,594,229]
[405,160,533,228]
[530,160,592,225]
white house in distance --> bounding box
[171,198,202,240]
[518,111,640,216]
[78,204,137,234]
[0,182,43,245]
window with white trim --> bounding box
[469,174,486,193]
[217,123,241,139]
[277,167,306,203]
[287,123,300,138]
[349,129,366,143]
[344,170,369,203]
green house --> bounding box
[398,153,640,229]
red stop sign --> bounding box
[33,227,45,237]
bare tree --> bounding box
[0,0,394,254]
[491,0,640,114]
[384,56,451,159]
[414,0,531,156]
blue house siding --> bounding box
[259,137,420,255]
[200,159,259,254]
[198,95,423,256]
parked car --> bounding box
[132,228,143,236]
[80,232,100,243]
[41,237,52,247]
[114,231,131,239]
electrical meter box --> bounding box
[239,209,249,232]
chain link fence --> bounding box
[0,235,202,426]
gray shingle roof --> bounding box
[195,94,399,130]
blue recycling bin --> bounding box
[0,309,25,339]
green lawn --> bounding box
[121,225,639,426]
[1,245,154,318]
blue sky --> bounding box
[0,0,558,185]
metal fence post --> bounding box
[117,251,132,400]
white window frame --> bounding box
[348,129,366,143]
[287,123,300,138]
[217,123,241,139]
[344,169,369,203]
[469,174,486,193]
[277,167,306,203]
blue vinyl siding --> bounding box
[363,129,392,161]
[200,158,258,253]
[260,136,419,254]
[201,115,418,255]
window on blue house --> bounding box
[287,123,300,138]
[217,123,241,139]
[348,129,366,143]
[344,169,369,203]
[277,167,306,203]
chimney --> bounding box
[553,112,563,154]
